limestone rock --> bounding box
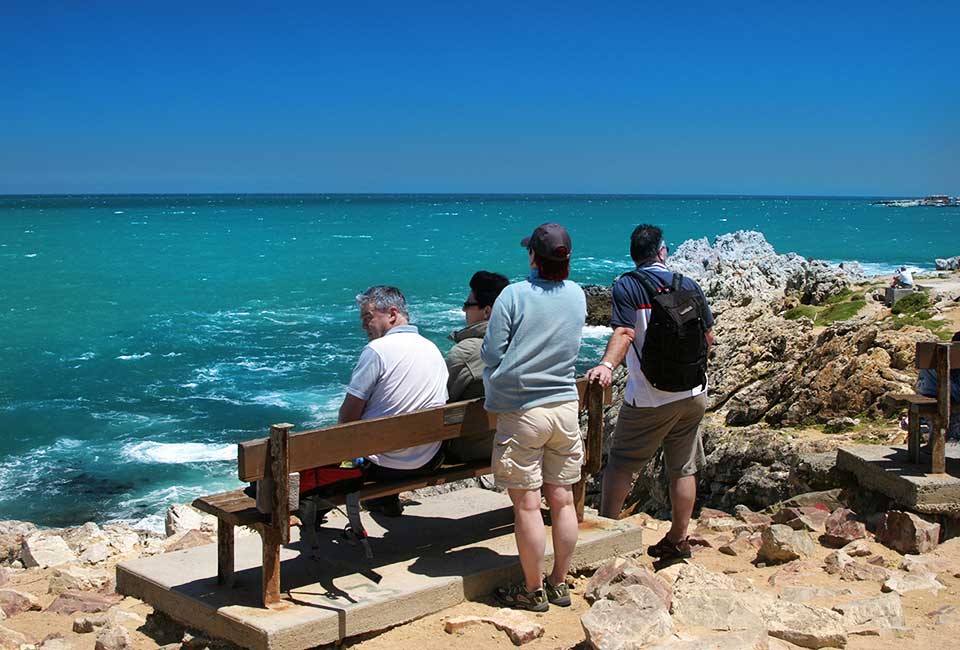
[820,509,867,548]
[670,563,742,595]
[832,593,904,635]
[94,625,130,650]
[719,532,762,557]
[163,529,215,553]
[646,629,769,650]
[165,504,202,537]
[80,544,110,565]
[48,566,112,595]
[671,589,765,631]
[839,539,871,557]
[935,256,960,271]
[444,608,544,645]
[841,562,891,583]
[875,511,940,555]
[927,604,958,625]
[46,590,121,615]
[758,600,847,649]
[779,586,848,603]
[581,585,673,650]
[881,571,944,594]
[734,505,773,527]
[758,525,814,564]
[0,624,28,649]
[585,558,672,610]
[900,554,954,575]
[0,589,41,616]
[782,490,843,512]
[584,557,628,602]
[772,507,829,533]
[20,534,77,569]
[39,634,74,650]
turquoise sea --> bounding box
[1,194,956,529]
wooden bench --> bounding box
[193,377,610,607]
[886,340,959,473]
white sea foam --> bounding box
[331,234,373,239]
[116,352,152,361]
[162,352,182,357]
[581,325,613,339]
[24,253,37,258]
[72,352,96,361]
[113,211,124,214]
[122,441,236,464]
[827,260,929,277]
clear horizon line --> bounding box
[0,191,937,200]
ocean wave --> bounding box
[582,325,613,339]
[121,441,236,464]
[827,260,929,277]
[116,352,152,361]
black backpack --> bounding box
[626,269,709,392]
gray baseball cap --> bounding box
[520,222,572,261]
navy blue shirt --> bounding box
[611,262,715,406]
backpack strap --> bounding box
[623,268,669,369]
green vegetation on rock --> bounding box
[784,305,818,320]
[815,298,865,324]
[891,291,929,314]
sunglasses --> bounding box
[462,301,481,309]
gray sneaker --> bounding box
[494,582,549,612]
[543,576,571,607]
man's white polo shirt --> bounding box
[346,324,448,469]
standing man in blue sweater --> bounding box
[481,223,586,611]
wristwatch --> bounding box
[599,361,615,371]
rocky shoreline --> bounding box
[1,230,958,649]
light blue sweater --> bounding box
[480,271,586,412]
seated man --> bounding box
[916,330,960,441]
[891,266,915,288]
[445,270,509,461]
[339,285,450,516]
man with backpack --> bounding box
[586,224,714,561]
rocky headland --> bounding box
[1,231,958,650]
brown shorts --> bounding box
[607,394,707,478]
[492,401,583,490]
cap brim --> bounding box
[520,236,531,248]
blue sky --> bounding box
[1,1,957,195]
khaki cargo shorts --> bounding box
[608,393,707,479]
[492,400,583,490]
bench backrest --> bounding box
[238,376,610,482]
[916,341,960,370]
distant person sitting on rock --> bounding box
[339,285,449,516]
[916,330,960,441]
[445,270,509,462]
[891,266,915,288]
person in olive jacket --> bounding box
[445,270,509,461]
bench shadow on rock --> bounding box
[164,505,515,617]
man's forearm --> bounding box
[601,327,635,367]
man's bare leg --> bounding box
[600,463,635,519]
[508,487,545,591]
[542,482,577,586]
[666,474,696,542]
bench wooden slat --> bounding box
[193,461,492,523]
[238,377,610,482]
[238,400,493,482]
[193,490,266,527]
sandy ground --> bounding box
[342,517,960,650]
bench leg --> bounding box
[261,527,282,607]
[908,406,921,465]
[932,416,946,474]
[217,521,235,587]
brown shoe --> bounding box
[647,535,692,560]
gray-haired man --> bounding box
[338,285,449,515]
